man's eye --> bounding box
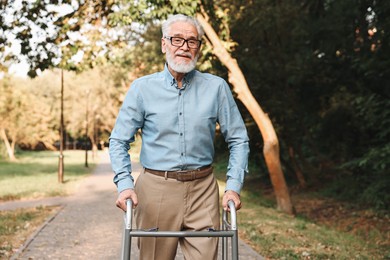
[172,38,183,44]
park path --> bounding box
[8,151,262,259]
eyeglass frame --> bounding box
[163,36,202,49]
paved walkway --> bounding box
[6,152,262,259]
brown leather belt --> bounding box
[145,165,213,181]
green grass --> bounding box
[213,155,389,260]
[0,150,97,201]
[236,200,385,259]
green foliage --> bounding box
[1,1,128,76]
[329,93,390,208]
[226,0,390,208]
[110,22,165,76]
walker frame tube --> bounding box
[121,199,238,260]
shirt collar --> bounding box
[163,63,195,89]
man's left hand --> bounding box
[222,190,241,211]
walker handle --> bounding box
[223,200,237,230]
[125,199,133,230]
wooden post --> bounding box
[85,90,90,168]
[58,69,64,183]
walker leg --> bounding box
[222,236,226,260]
[121,200,133,260]
[232,230,238,260]
[122,228,131,260]
[221,212,225,260]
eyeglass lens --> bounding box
[169,37,200,48]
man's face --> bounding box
[162,21,200,74]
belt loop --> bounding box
[164,171,168,180]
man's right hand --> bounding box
[116,189,138,212]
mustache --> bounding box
[175,52,192,59]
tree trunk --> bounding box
[196,12,294,214]
[0,128,16,161]
[89,132,98,161]
[288,146,307,188]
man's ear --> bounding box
[161,38,166,53]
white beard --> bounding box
[166,48,199,73]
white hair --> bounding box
[162,14,204,40]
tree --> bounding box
[195,9,293,213]
[0,1,120,77]
[63,67,129,151]
[225,0,389,209]
[0,77,25,161]
[0,73,63,160]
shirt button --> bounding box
[179,112,182,115]
[181,153,184,156]
[180,133,183,136]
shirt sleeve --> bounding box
[109,83,144,193]
[217,80,250,194]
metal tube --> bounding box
[121,200,133,260]
[222,213,226,260]
[121,199,239,259]
[129,230,235,237]
[228,200,238,259]
[125,200,132,229]
[122,227,131,260]
[232,230,239,260]
[222,209,228,259]
[227,200,237,230]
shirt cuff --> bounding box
[116,177,135,193]
[225,178,243,195]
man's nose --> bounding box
[180,41,190,50]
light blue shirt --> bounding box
[109,64,249,194]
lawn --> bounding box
[213,155,390,259]
[0,150,96,201]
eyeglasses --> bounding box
[164,36,202,49]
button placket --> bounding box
[178,88,186,167]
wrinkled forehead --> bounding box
[168,21,199,38]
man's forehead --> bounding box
[169,22,198,36]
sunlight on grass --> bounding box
[0,150,97,201]
[236,200,386,259]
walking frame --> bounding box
[121,199,239,260]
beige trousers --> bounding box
[134,168,220,260]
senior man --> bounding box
[109,14,249,260]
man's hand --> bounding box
[222,190,241,211]
[116,189,138,212]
